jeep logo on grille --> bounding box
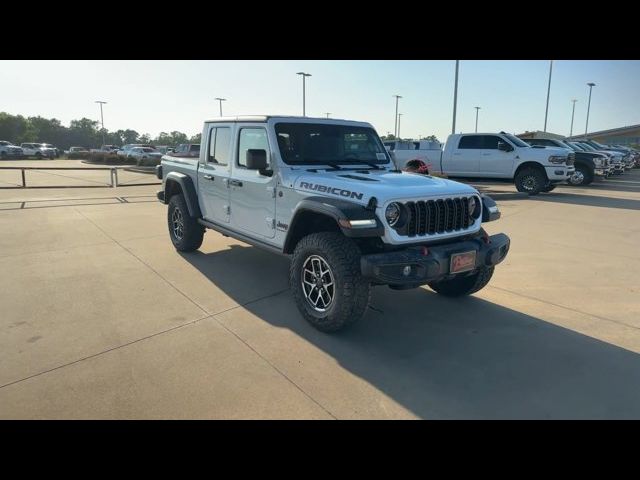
[299,181,364,200]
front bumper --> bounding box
[360,233,510,287]
[546,165,575,182]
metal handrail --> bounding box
[0,166,160,188]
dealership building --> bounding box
[518,124,640,147]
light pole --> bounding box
[452,60,459,135]
[325,112,331,118]
[569,99,577,137]
[392,95,402,138]
[214,98,226,116]
[95,101,107,147]
[296,72,311,116]
[397,113,402,139]
[585,82,596,137]
[544,60,553,132]
[474,106,481,133]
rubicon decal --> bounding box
[299,182,364,200]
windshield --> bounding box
[579,143,596,151]
[275,123,390,166]
[589,140,608,149]
[503,133,530,148]
[560,141,579,151]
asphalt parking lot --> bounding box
[1,167,639,419]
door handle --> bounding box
[229,179,243,187]
[203,174,214,180]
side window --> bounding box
[237,128,269,168]
[482,136,501,149]
[458,136,482,149]
[208,128,217,163]
[212,128,230,165]
[190,144,200,153]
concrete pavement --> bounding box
[1,171,639,418]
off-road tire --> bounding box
[541,183,556,192]
[290,232,371,333]
[167,194,204,252]
[515,167,546,195]
[429,266,495,297]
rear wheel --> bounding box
[167,194,204,252]
[515,167,546,195]
[290,232,371,332]
[429,266,495,297]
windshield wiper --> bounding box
[346,160,383,170]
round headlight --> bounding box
[469,196,481,219]
[385,202,402,227]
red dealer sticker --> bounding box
[450,251,477,274]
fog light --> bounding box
[402,266,411,276]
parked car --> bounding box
[0,141,24,159]
[117,144,153,158]
[39,143,60,158]
[154,145,174,155]
[169,143,200,158]
[383,139,441,171]
[600,144,636,170]
[20,142,56,159]
[66,146,90,159]
[523,138,609,186]
[128,147,163,166]
[572,141,625,175]
[156,115,510,332]
[416,132,574,195]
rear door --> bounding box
[446,135,481,176]
[229,125,276,239]
[198,124,232,224]
[476,135,516,177]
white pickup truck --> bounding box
[390,132,575,195]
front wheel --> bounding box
[290,232,371,332]
[567,165,593,186]
[515,167,546,195]
[167,194,204,252]
[429,266,495,297]
[541,183,556,192]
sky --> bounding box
[2,60,639,142]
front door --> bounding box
[229,126,276,239]
[197,124,232,224]
[476,135,516,177]
[447,135,481,176]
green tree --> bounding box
[0,112,30,144]
[138,133,151,143]
[189,133,201,143]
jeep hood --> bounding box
[291,169,478,206]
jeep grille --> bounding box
[403,197,473,237]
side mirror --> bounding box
[246,149,268,170]
[497,141,512,152]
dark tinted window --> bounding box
[275,123,388,165]
[189,144,200,153]
[482,136,501,149]
[458,136,483,149]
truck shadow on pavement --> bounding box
[183,245,640,419]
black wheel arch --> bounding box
[283,196,384,254]
[163,172,202,218]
